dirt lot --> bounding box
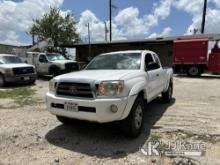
[0,75,220,165]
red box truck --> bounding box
[173,38,220,76]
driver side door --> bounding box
[37,55,49,74]
[145,53,161,101]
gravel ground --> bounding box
[0,75,220,165]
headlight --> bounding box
[58,63,65,70]
[49,79,56,94]
[97,80,124,97]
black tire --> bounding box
[50,66,60,77]
[52,69,60,77]
[162,81,173,103]
[29,79,36,85]
[187,66,201,77]
[0,74,5,87]
[120,97,144,138]
[56,116,72,125]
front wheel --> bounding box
[52,69,60,77]
[29,79,36,85]
[162,81,173,103]
[120,97,144,138]
[0,74,5,87]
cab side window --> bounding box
[153,54,161,68]
[145,53,154,67]
[39,55,47,63]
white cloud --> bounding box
[114,7,147,36]
[77,10,106,42]
[77,0,173,42]
[172,0,220,35]
[162,27,173,35]
[186,8,220,34]
[153,0,173,19]
[0,0,64,45]
[173,0,203,15]
[148,27,172,38]
[2,0,220,45]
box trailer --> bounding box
[173,39,220,76]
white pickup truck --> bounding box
[46,50,173,137]
[0,54,36,87]
[25,52,79,77]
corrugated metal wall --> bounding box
[75,42,173,67]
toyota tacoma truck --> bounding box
[46,50,173,137]
[25,52,79,77]
[0,54,36,87]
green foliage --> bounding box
[0,88,36,107]
[29,7,80,46]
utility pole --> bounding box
[86,23,91,58]
[32,31,35,45]
[87,23,91,44]
[201,0,207,34]
[104,22,108,42]
[109,0,112,41]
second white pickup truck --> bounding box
[46,50,173,137]
[25,52,79,77]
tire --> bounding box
[50,66,61,77]
[51,69,60,77]
[162,81,173,103]
[0,74,5,87]
[29,79,36,85]
[56,116,72,125]
[187,66,201,77]
[120,97,144,138]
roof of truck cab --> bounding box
[100,50,154,55]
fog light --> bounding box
[110,105,118,113]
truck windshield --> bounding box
[0,56,23,64]
[86,53,141,70]
[46,53,66,61]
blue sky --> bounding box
[62,0,191,35]
[0,0,220,45]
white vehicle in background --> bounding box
[25,52,79,77]
[46,50,174,137]
[0,54,36,87]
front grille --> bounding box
[56,82,93,98]
[65,63,79,72]
[13,67,34,75]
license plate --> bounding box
[24,77,30,81]
[64,102,78,112]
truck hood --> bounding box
[0,63,34,69]
[55,70,141,82]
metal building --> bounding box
[62,34,220,67]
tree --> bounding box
[29,7,80,48]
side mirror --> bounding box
[147,62,159,71]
